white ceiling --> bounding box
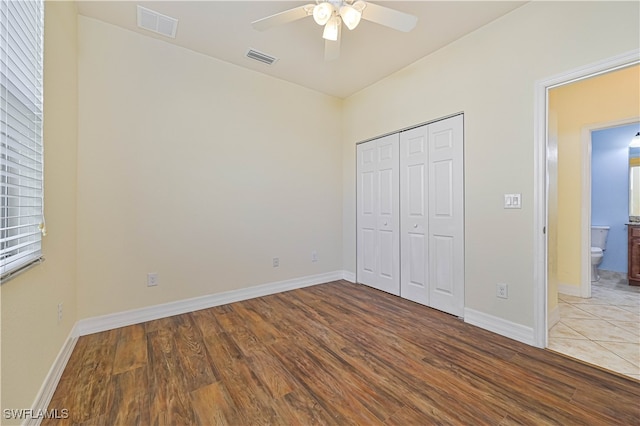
[76,1,527,99]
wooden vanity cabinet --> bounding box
[627,225,640,286]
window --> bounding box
[0,0,45,281]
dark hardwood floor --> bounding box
[45,280,640,425]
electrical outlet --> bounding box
[273,257,279,268]
[57,302,63,322]
[311,250,318,262]
[147,272,158,287]
[497,283,508,299]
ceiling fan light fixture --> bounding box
[322,16,342,41]
[251,0,418,61]
[340,4,362,30]
[352,0,367,12]
[322,15,341,41]
[313,2,334,26]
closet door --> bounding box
[400,125,429,305]
[428,115,464,317]
[356,134,400,296]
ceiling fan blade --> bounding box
[324,23,341,61]
[251,4,314,31]
[361,2,418,32]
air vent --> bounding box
[137,5,178,38]
[246,49,278,65]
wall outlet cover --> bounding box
[497,283,508,299]
[147,273,159,287]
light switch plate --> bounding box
[504,193,522,209]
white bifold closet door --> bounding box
[356,133,400,296]
[399,117,465,316]
[358,114,464,317]
[399,125,429,305]
[425,116,464,317]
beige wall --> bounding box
[76,16,343,319]
[342,1,640,327]
[1,1,78,418]
[550,65,640,292]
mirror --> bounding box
[629,147,640,219]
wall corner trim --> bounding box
[548,305,560,329]
[464,307,535,347]
[26,324,79,426]
[342,271,356,283]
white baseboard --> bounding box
[76,270,346,337]
[26,324,79,426]
[548,304,560,329]
[464,308,535,346]
[558,282,581,297]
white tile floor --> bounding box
[548,271,640,380]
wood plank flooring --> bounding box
[44,281,640,425]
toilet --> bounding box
[591,226,610,282]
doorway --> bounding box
[534,51,640,378]
[583,121,640,296]
[550,118,640,380]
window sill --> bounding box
[0,257,45,284]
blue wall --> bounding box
[592,123,640,273]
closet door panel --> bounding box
[361,228,375,274]
[428,115,464,317]
[400,125,429,305]
[433,235,454,294]
[379,230,395,279]
[375,134,400,295]
[357,143,376,285]
[433,160,453,218]
[357,134,400,296]
[408,233,426,285]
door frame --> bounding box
[580,118,640,299]
[533,49,640,348]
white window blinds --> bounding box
[0,0,44,281]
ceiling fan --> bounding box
[251,1,418,61]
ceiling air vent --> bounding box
[137,5,178,38]
[246,49,278,65]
